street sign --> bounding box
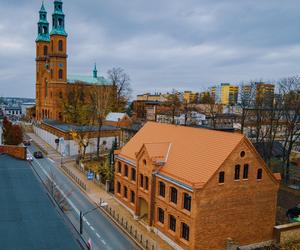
[87,171,94,180]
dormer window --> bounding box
[143,159,147,166]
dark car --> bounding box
[33,151,43,159]
[23,140,31,146]
[286,205,300,222]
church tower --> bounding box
[48,0,68,121]
[36,2,50,121]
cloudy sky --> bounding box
[0,0,300,98]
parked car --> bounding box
[286,205,300,222]
[23,140,31,146]
[26,153,33,162]
[33,151,43,159]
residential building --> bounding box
[137,93,167,102]
[240,82,275,107]
[35,1,115,122]
[4,106,22,117]
[104,112,132,127]
[183,91,199,104]
[210,83,239,105]
[255,82,275,107]
[114,122,280,250]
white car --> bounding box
[26,153,33,162]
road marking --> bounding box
[47,158,55,163]
[30,154,80,215]
[30,149,108,248]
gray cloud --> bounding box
[0,0,300,98]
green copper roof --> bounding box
[36,33,50,42]
[51,0,67,36]
[36,2,50,42]
[40,2,46,13]
[67,75,111,85]
[50,28,68,36]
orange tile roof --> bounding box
[118,122,244,188]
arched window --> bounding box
[43,45,48,56]
[58,69,63,79]
[58,40,63,51]
[234,165,240,180]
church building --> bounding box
[35,0,114,122]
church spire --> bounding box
[93,63,98,78]
[36,1,50,42]
[50,0,67,36]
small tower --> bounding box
[36,2,50,121]
[50,0,67,36]
[36,2,50,42]
[93,63,98,78]
[48,0,68,122]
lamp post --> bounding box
[79,206,99,235]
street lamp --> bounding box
[80,205,98,234]
[79,200,108,234]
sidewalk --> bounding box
[26,132,173,250]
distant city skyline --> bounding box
[1,0,300,98]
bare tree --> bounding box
[90,85,113,159]
[163,89,181,124]
[107,67,131,112]
[239,81,256,133]
[278,76,300,182]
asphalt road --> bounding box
[27,144,139,250]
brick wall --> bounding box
[0,145,27,160]
[194,138,279,249]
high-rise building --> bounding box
[210,83,239,105]
[240,83,275,107]
[255,82,275,107]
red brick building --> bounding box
[114,122,280,249]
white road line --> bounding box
[47,158,55,163]
[31,156,80,215]
[31,150,109,247]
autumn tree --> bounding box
[2,117,23,145]
[90,85,113,159]
[107,67,131,112]
[62,82,93,159]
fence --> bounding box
[99,200,159,250]
[60,164,87,191]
